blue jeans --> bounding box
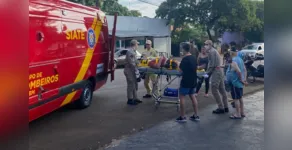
[179,87,195,96]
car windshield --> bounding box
[243,45,258,50]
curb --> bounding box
[228,85,264,102]
[243,85,264,97]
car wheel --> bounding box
[114,60,117,69]
[74,81,93,109]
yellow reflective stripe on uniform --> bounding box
[169,59,173,70]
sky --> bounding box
[118,0,165,18]
[118,0,264,18]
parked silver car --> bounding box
[114,48,142,68]
[241,43,264,60]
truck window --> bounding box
[258,46,262,50]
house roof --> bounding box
[106,15,171,38]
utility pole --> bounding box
[82,0,85,5]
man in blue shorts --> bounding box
[176,42,200,123]
[226,47,248,119]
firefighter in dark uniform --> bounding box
[124,39,142,105]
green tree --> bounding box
[67,0,95,6]
[156,0,262,41]
[243,1,264,42]
[129,10,142,17]
[172,25,206,44]
[67,0,142,17]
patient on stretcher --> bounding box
[138,54,179,70]
[138,54,208,77]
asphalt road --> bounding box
[29,68,264,150]
[106,91,264,150]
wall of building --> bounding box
[153,37,171,57]
[222,32,244,45]
[107,16,171,38]
[107,15,172,55]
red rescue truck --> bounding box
[29,0,117,122]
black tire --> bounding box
[114,60,117,69]
[74,81,93,109]
[246,71,255,83]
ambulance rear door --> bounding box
[29,0,62,110]
[57,1,92,87]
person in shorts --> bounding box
[176,42,200,123]
[226,47,248,119]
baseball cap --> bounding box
[230,46,238,52]
[146,40,152,45]
[204,40,213,45]
[130,39,139,45]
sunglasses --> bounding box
[204,43,209,46]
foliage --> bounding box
[129,10,142,17]
[172,25,206,44]
[67,0,142,17]
[243,0,264,42]
[156,0,264,41]
[67,0,95,6]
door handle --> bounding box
[36,31,44,42]
[53,65,58,74]
[37,86,45,101]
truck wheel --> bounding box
[75,81,93,109]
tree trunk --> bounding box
[171,24,177,39]
[206,28,213,41]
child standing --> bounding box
[176,42,200,122]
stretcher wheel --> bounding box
[155,101,160,109]
[155,101,160,105]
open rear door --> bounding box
[110,12,118,81]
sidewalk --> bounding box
[105,91,264,150]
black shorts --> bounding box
[230,84,243,100]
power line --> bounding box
[135,0,160,7]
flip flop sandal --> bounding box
[229,115,242,119]
[241,114,246,118]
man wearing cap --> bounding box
[124,39,142,105]
[226,47,247,119]
[142,40,158,98]
[204,40,229,114]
